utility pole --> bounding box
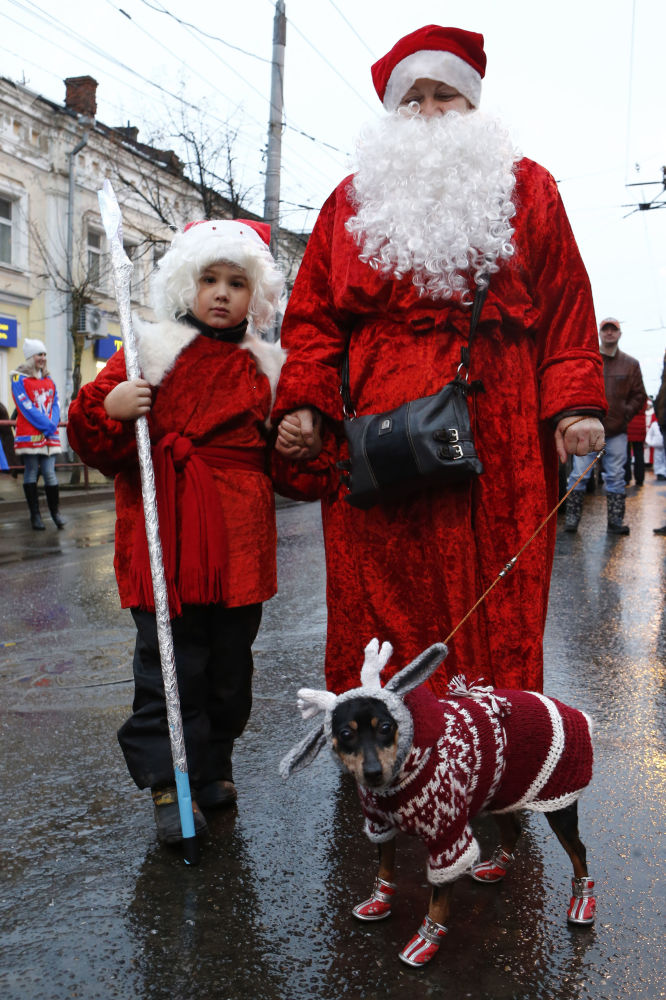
[65,128,89,408]
[264,0,286,263]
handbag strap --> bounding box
[340,277,490,417]
[459,277,489,374]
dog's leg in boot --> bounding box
[545,802,596,926]
[353,839,397,921]
[23,482,45,531]
[470,811,521,883]
[607,493,629,535]
[45,484,66,529]
[564,490,585,533]
[399,884,451,968]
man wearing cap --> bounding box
[273,25,606,696]
[565,318,647,534]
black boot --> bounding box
[607,493,630,535]
[45,484,66,529]
[23,482,45,531]
[564,491,584,532]
[151,786,208,844]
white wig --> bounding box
[151,219,285,332]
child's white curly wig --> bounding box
[151,219,285,332]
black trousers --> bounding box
[624,440,645,485]
[118,602,262,790]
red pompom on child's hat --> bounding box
[183,218,271,246]
[372,25,486,111]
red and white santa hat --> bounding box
[371,25,486,112]
[152,217,284,331]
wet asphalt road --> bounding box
[0,480,665,1000]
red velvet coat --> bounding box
[68,320,282,612]
[273,158,607,695]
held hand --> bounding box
[104,378,153,421]
[275,407,323,460]
[554,416,605,464]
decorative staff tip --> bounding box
[97,179,123,243]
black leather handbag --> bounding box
[340,281,488,510]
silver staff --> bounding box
[97,179,199,864]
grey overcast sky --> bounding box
[1,0,665,391]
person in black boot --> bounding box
[652,350,666,536]
[607,493,630,535]
[564,490,584,532]
[67,219,286,848]
[45,483,66,529]
[11,338,63,532]
[22,481,45,530]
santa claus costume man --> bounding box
[273,25,606,695]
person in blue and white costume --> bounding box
[11,338,65,531]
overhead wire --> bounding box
[2,0,359,226]
[326,0,375,57]
[282,14,376,114]
[624,0,637,186]
[135,0,273,64]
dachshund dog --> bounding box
[280,639,596,968]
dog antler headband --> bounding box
[280,638,448,779]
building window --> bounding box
[87,229,103,287]
[0,198,12,265]
[0,188,28,270]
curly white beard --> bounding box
[346,109,520,301]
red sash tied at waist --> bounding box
[131,432,266,617]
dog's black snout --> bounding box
[363,748,384,786]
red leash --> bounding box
[444,449,605,645]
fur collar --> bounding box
[132,315,286,406]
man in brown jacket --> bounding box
[565,317,647,534]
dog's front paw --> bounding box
[352,875,396,921]
[399,915,447,967]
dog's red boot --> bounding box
[352,875,397,921]
[399,915,447,968]
[470,846,514,883]
[567,877,596,925]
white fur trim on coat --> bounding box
[132,316,285,409]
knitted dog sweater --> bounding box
[357,683,593,885]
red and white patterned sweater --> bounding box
[357,684,593,885]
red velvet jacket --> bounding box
[68,319,283,612]
[272,158,607,695]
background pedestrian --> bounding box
[565,317,647,535]
[11,338,65,530]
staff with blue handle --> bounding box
[97,179,199,865]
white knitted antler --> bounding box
[360,638,394,691]
[296,688,337,720]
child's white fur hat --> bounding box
[151,218,285,332]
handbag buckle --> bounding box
[447,428,459,443]
[438,444,464,460]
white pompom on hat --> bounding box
[372,24,487,111]
[22,338,47,360]
[151,218,285,333]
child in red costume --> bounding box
[67,219,285,844]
